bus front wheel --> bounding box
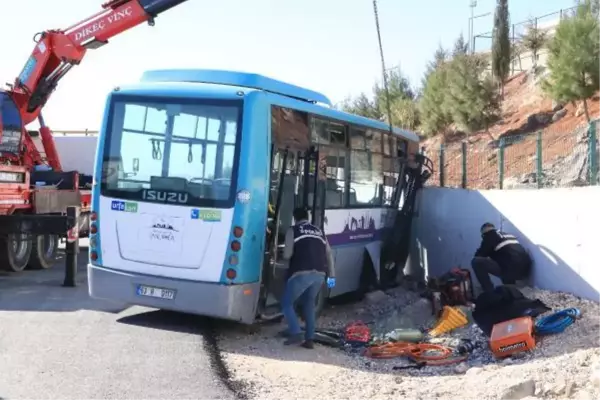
[0,233,33,272]
[28,234,59,270]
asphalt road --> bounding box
[0,242,240,400]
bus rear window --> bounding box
[100,96,243,208]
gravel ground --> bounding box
[219,285,600,400]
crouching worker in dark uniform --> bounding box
[280,207,335,349]
[472,222,532,292]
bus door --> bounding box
[258,145,325,318]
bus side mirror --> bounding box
[132,158,140,173]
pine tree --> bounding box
[424,45,448,78]
[452,33,469,58]
[492,0,511,96]
[445,54,500,137]
[340,93,381,119]
[543,0,600,122]
[373,67,417,127]
[389,98,419,130]
[373,67,415,106]
[418,65,452,137]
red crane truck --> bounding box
[0,0,189,272]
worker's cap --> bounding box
[480,222,495,234]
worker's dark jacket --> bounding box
[475,230,531,278]
[287,221,328,280]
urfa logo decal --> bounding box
[111,200,138,213]
[142,190,189,204]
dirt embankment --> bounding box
[421,70,599,189]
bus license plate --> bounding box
[136,284,176,300]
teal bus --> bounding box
[87,69,421,323]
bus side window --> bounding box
[349,150,383,206]
[319,146,346,208]
[382,157,400,206]
[348,127,383,207]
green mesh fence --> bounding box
[424,119,599,189]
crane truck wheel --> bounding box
[0,233,33,272]
[27,234,59,270]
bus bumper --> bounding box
[87,264,261,324]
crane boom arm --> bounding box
[2,0,188,171]
[11,0,188,125]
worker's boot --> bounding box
[301,340,314,349]
[284,333,304,346]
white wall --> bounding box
[409,186,600,301]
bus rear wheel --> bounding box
[0,233,33,272]
[28,234,59,270]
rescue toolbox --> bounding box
[489,316,536,358]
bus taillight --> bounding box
[226,268,237,280]
[90,212,97,221]
[90,251,98,261]
[233,226,243,238]
[230,240,241,252]
[90,224,98,234]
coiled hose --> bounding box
[535,308,581,335]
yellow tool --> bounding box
[428,306,468,337]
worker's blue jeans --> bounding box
[281,272,325,341]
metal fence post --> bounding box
[536,131,543,189]
[64,206,80,287]
[461,141,468,189]
[589,121,598,185]
[498,138,505,189]
[439,144,445,187]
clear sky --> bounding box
[0,0,576,131]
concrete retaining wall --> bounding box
[407,186,600,301]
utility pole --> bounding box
[469,0,477,54]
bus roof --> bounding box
[133,69,420,143]
[141,69,332,107]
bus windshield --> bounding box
[101,96,243,208]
